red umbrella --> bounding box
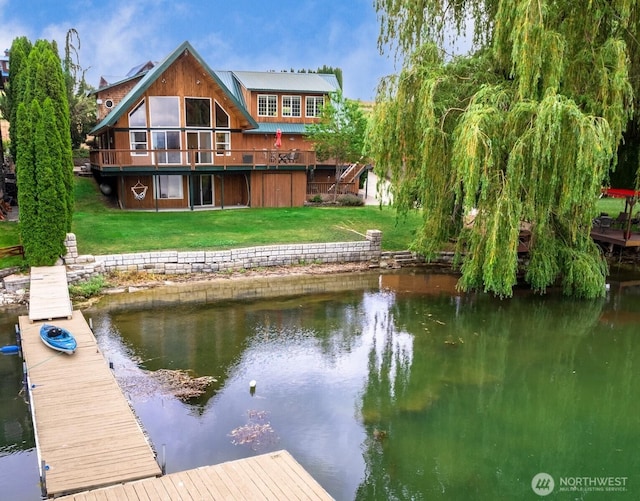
[275,128,282,148]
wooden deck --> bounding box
[28,265,73,322]
[56,450,334,500]
[590,228,640,248]
[18,311,162,498]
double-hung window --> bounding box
[282,96,301,117]
[215,132,231,155]
[258,95,278,117]
[306,96,324,117]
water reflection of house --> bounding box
[89,41,367,210]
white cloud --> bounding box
[0,0,396,100]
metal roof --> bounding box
[231,71,339,93]
[244,123,310,134]
[214,70,245,105]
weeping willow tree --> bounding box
[368,0,639,298]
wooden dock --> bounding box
[56,450,334,500]
[29,265,73,321]
[19,265,333,499]
[19,311,162,497]
[590,227,640,249]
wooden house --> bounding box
[89,41,363,210]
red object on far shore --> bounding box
[603,188,640,199]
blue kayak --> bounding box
[40,324,77,355]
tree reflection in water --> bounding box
[355,284,638,499]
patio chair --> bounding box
[595,215,613,232]
[614,211,630,229]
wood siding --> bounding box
[120,175,189,210]
[214,173,249,207]
[251,171,306,207]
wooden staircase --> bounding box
[328,162,369,194]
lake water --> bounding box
[1,269,639,500]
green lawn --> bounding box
[1,176,630,269]
[0,177,420,264]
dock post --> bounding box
[40,459,47,498]
[161,444,166,474]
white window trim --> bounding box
[187,130,213,164]
[154,175,184,199]
[185,96,212,128]
[129,131,148,156]
[215,131,231,156]
[149,96,180,127]
[282,95,301,117]
[258,94,278,117]
[214,99,230,128]
[305,96,324,118]
[152,130,182,164]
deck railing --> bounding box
[307,181,359,196]
[89,148,316,170]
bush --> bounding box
[68,275,107,299]
[309,194,323,203]
[73,148,90,159]
[338,194,364,206]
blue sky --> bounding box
[0,0,400,100]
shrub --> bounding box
[68,275,107,299]
[338,194,364,206]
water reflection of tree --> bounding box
[105,292,368,409]
[355,292,619,499]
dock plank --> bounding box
[28,265,73,321]
[58,451,334,500]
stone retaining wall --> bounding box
[62,230,383,284]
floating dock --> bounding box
[18,311,162,497]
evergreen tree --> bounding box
[15,101,38,261]
[22,39,75,232]
[13,38,75,265]
[369,0,639,298]
[33,98,67,263]
[0,37,32,161]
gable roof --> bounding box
[90,41,257,135]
